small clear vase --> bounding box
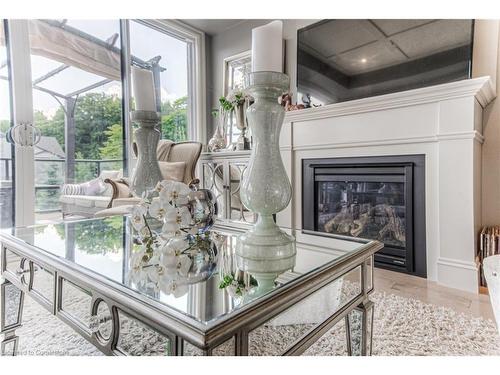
[208,111,227,152]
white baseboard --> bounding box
[437,257,479,293]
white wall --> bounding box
[477,21,500,225]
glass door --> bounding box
[27,19,126,222]
[4,19,127,224]
[0,20,14,228]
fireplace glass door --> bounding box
[302,156,427,277]
[317,178,406,249]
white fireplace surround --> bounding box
[277,76,496,293]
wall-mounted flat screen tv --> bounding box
[297,20,474,106]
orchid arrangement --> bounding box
[129,231,217,298]
[128,180,217,297]
[131,180,193,238]
[226,90,251,107]
[214,90,253,117]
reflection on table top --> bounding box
[2,216,373,326]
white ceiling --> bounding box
[180,19,247,36]
[299,19,473,75]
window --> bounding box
[223,51,251,146]
[129,20,198,143]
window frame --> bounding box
[124,19,206,148]
[222,50,251,146]
[222,50,251,97]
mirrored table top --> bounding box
[2,216,373,327]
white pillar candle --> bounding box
[251,20,283,73]
[131,66,157,112]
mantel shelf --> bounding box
[284,76,496,124]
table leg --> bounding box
[1,279,25,356]
[345,299,374,356]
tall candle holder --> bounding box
[130,110,163,197]
[235,71,296,295]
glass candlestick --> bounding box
[236,71,296,294]
[130,110,163,197]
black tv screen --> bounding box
[297,19,474,106]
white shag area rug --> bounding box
[9,290,500,356]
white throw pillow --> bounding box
[158,161,186,182]
[80,177,106,196]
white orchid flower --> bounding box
[142,253,161,282]
[161,222,180,237]
[171,282,189,298]
[164,209,178,222]
[145,265,161,283]
[161,209,181,237]
[158,276,189,298]
[163,211,180,234]
[130,249,145,272]
[168,235,190,253]
[159,235,188,270]
[148,197,173,221]
[131,204,148,232]
[160,252,178,272]
[148,199,163,220]
[177,254,193,277]
[128,250,147,286]
[159,181,191,203]
[154,181,164,192]
[159,245,178,271]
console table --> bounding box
[0,216,382,356]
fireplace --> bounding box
[302,155,426,277]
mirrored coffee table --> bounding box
[0,216,382,356]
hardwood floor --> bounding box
[373,268,496,321]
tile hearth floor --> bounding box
[374,269,495,321]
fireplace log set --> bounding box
[324,203,406,244]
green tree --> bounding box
[75,151,95,183]
[31,93,122,159]
[73,93,122,159]
[34,109,65,148]
[161,96,187,141]
[99,123,123,159]
[52,216,125,254]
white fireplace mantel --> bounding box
[278,76,496,293]
[284,77,495,123]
